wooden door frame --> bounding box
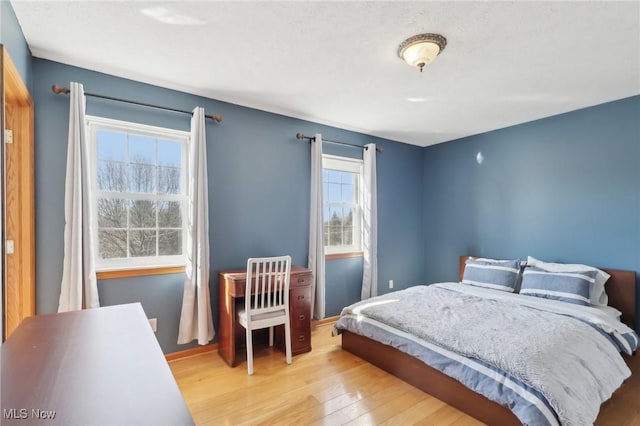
[1,45,35,340]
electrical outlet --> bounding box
[389,279,394,289]
[149,318,157,332]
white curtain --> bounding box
[308,133,326,320]
[178,107,214,345]
[361,143,378,299]
[58,82,99,312]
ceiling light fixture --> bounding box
[398,33,447,72]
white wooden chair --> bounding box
[237,255,292,375]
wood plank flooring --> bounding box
[170,322,640,425]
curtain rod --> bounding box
[295,133,383,153]
[51,84,222,123]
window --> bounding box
[87,116,189,271]
[322,155,363,255]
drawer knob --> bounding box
[298,335,306,341]
[299,315,305,321]
[297,295,305,300]
[297,277,305,283]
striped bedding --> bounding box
[333,283,639,426]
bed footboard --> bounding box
[341,330,521,425]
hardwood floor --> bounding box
[170,322,640,425]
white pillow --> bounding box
[526,256,610,306]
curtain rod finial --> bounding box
[52,84,70,95]
[209,115,222,123]
[296,132,305,140]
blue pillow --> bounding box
[462,258,521,292]
[519,266,596,306]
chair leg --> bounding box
[268,326,274,347]
[246,328,254,375]
[284,319,292,365]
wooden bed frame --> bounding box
[341,256,637,425]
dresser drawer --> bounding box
[291,329,311,354]
[275,323,311,352]
[291,272,311,288]
[292,307,310,331]
[291,286,310,308]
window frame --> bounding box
[322,154,364,256]
[86,115,190,272]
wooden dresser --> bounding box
[0,303,193,425]
[218,265,312,367]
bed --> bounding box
[334,256,638,425]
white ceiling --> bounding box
[10,1,640,147]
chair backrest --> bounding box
[245,256,292,318]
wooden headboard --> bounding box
[459,256,637,329]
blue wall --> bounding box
[32,59,425,353]
[0,0,32,90]
[7,0,637,349]
[423,96,640,330]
